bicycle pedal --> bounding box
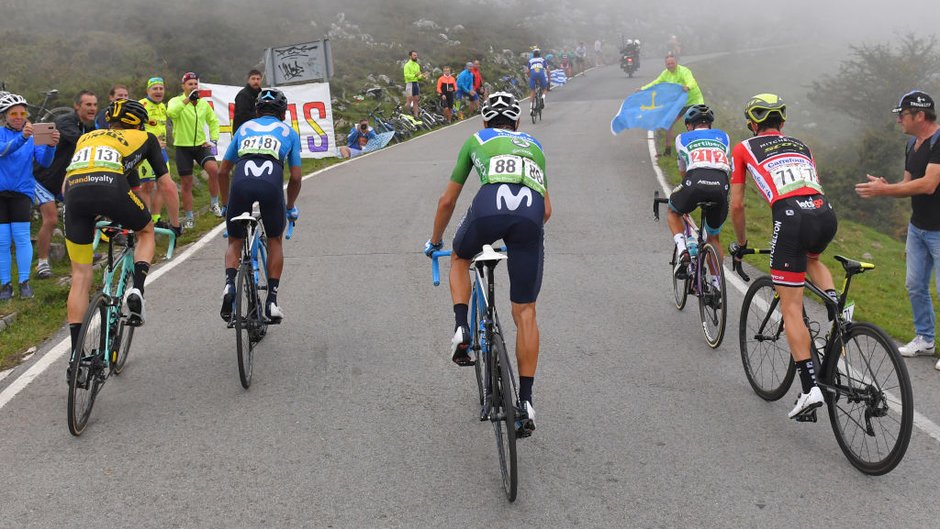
[794,409,818,423]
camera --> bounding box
[188,90,201,102]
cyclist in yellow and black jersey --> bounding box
[63,99,181,359]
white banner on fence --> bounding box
[199,82,336,159]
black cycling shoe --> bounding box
[451,326,474,366]
[674,250,691,280]
[515,400,536,438]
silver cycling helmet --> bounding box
[481,91,521,122]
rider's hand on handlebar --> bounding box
[728,240,748,260]
[424,239,443,258]
[286,207,299,221]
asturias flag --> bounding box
[610,82,689,134]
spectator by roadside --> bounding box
[436,66,457,123]
[456,62,478,116]
[403,50,426,119]
[232,69,263,134]
[472,59,486,101]
[856,91,940,367]
[575,42,587,75]
[594,39,604,66]
[139,77,170,219]
[0,93,59,300]
[638,53,703,156]
[33,90,97,279]
[338,119,377,159]
[167,71,222,228]
[94,84,129,130]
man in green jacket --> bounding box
[167,71,222,228]
[640,53,704,156]
[403,50,425,118]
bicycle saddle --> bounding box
[230,211,261,223]
[473,244,507,264]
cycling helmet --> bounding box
[256,88,288,114]
[532,49,541,57]
[684,104,715,126]
[744,93,787,124]
[105,99,148,129]
[481,91,521,122]
[0,93,28,114]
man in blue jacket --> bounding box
[338,119,377,159]
[456,62,478,115]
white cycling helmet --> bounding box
[0,93,27,114]
[481,91,521,122]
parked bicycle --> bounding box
[66,222,138,436]
[653,191,727,347]
[1,82,72,123]
[431,245,522,502]
[223,210,294,388]
[733,248,913,475]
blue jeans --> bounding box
[906,223,940,341]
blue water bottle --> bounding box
[687,237,698,257]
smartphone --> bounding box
[32,123,56,146]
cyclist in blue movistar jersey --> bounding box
[667,104,731,279]
[219,88,303,323]
[424,92,552,437]
[527,49,550,110]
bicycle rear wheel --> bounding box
[68,293,108,436]
[235,264,256,389]
[490,330,518,502]
[112,266,135,375]
[739,276,795,400]
[825,322,913,475]
[671,245,689,310]
[697,243,727,348]
[254,236,269,341]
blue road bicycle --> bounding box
[432,245,521,502]
[224,210,294,389]
[67,222,138,436]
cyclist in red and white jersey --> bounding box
[729,93,838,420]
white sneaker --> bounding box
[124,287,145,326]
[899,335,935,357]
[788,386,824,419]
[936,357,940,371]
[209,202,224,217]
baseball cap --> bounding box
[892,90,934,113]
[181,72,199,83]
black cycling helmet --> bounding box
[105,99,148,129]
[744,93,787,124]
[256,88,288,114]
[684,104,714,126]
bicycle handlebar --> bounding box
[730,247,771,282]
[285,220,296,240]
[652,190,669,221]
[93,220,176,260]
[430,246,508,286]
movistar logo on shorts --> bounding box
[244,160,274,177]
[496,184,532,211]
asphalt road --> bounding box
[2,64,940,529]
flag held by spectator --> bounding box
[550,69,568,86]
[610,83,688,134]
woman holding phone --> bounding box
[0,93,59,300]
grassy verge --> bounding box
[656,134,920,343]
[0,155,344,371]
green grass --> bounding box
[0,155,344,371]
[657,136,920,344]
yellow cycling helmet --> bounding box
[744,93,787,124]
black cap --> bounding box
[893,90,934,113]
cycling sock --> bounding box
[210,196,219,207]
[69,323,82,353]
[673,233,686,253]
[186,211,194,220]
[133,261,150,295]
[267,278,280,305]
[225,267,237,286]
[453,303,469,332]
[12,222,32,283]
[796,359,817,393]
[519,376,534,404]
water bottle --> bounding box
[686,237,698,257]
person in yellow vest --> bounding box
[138,77,171,223]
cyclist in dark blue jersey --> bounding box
[219,88,303,323]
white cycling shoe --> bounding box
[788,386,824,419]
[124,288,145,327]
[266,301,284,324]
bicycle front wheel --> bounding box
[826,322,914,475]
[112,266,135,375]
[68,293,108,436]
[235,264,256,389]
[697,244,727,348]
[490,331,518,502]
[671,245,689,310]
[739,276,795,400]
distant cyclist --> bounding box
[527,49,550,110]
[424,92,552,437]
[219,88,302,324]
[729,94,838,420]
[63,100,181,356]
[668,104,731,280]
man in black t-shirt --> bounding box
[857,90,940,367]
[232,69,263,134]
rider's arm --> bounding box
[285,131,303,209]
[431,181,463,244]
[218,137,239,205]
[543,189,552,223]
[730,183,746,245]
[676,136,687,177]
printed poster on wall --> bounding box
[199,82,336,159]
